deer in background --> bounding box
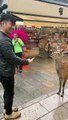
[52,50,68,97]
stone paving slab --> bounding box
[1,89,68,120]
[39,94,68,112]
[14,86,34,106]
[18,103,48,120]
[22,94,48,109]
[39,106,68,120]
[63,102,68,110]
[14,71,59,106]
[2,103,48,120]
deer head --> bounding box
[51,49,64,60]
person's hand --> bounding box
[27,57,35,63]
[15,40,18,43]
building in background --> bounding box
[6,0,68,27]
[0,0,68,27]
[1,0,68,57]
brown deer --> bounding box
[52,50,68,97]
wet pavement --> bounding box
[0,55,68,120]
[1,88,68,120]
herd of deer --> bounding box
[52,48,68,97]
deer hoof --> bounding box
[61,94,64,97]
[57,92,60,95]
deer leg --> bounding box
[57,79,62,95]
[61,79,67,97]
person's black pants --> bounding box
[0,75,14,114]
[15,52,22,70]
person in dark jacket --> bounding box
[0,13,34,120]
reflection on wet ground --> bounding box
[14,55,68,106]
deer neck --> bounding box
[55,57,62,69]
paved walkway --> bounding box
[0,55,68,120]
[1,88,68,120]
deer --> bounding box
[52,49,68,97]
